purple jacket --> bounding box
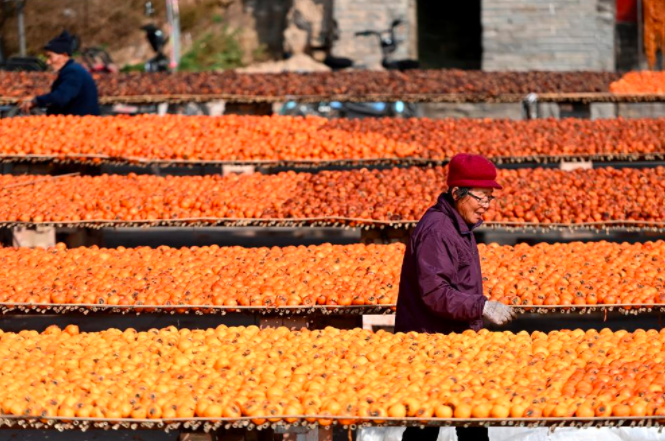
[394,193,487,334]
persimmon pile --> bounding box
[0,240,662,310]
[0,70,619,99]
[0,166,664,227]
[610,72,665,94]
[2,115,665,163]
[644,0,665,70]
[480,241,665,308]
[0,243,402,308]
[1,326,665,423]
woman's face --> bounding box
[46,51,69,72]
[453,187,495,225]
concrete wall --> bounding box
[420,103,524,120]
[617,103,665,118]
[482,0,615,71]
[420,102,665,120]
[332,0,414,69]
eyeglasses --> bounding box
[466,192,496,206]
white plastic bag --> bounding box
[489,427,549,441]
[356,427,458,441]
[489,427,665,441]
[355,427,405,441]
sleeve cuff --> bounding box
[478,295,488,318]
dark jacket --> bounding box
[394,193,487,334]
[35,60,100,116]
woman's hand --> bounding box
[482,300,515,325]
[19,97,35,114]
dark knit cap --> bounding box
[44,31,74,56]
[447,153,502,190]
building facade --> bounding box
[331,0,622,71]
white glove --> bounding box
[482,300,516,325]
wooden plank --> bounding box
[222,165,256,176]
[12,226,55,248]
[560,161,593,171]
[362,315,395,331]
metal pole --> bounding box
[165,0,180,71]
[17,0,26,57]
[637,0,645,69]
[172,0,181,70]
[84,0,89,39]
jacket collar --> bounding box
[58,59,74,73]
[435,192,483,235]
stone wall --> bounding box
[331,0,415,69]
[482,0,615,71]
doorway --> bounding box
[417,0,482,69]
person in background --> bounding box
[20,31,100,116]
[396,153,516,441]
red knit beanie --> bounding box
[447,153,502,189]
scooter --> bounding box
[106,1,170,116]
[80,48,118,73]
[142,24,170,72]
[354,18,419,71]
[0,35,46,72]
[280,18,419,119]
[0,35,41,72]
[142,2,170,72]
[70,35,119,73]
[0,56,47,72]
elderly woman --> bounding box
[396,153,515,441]
[20,31,100,116]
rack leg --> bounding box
[360,228,411,244]
[224,102,273,116]
[59,228,103,248]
